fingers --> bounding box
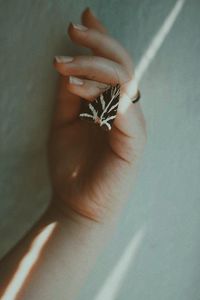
[54,55,130,86]
[67,76,109,100]
[52,75,81,128]
[68,22,133,73]
[81,7,108,34]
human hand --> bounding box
[48,7,147,222]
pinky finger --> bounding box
[67,76,109,101]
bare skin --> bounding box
[0,7,147,300]
[49,7,147,222]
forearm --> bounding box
[0,201,120,300]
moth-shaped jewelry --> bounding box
[79,84,120,131]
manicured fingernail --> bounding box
[55,56,74,63]
[69,76,84,86]
[72,23,88,31]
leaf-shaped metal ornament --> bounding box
[79,84,120,131]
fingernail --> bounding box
[69,76,84,86]
[55,56,74,63]
[72,23,88,31]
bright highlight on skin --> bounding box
[119,0,185,114]
[1,222,57,300]
[71,164,81,179]
[94,1,186,298]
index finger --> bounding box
[68,23,133,75]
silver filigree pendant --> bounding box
[79,84,120,131]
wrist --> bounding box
[48,197,102,226]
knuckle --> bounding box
[74,55,94,65]
[118,66,133,84]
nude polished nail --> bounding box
[55,56,74,63]
[69,76,84,86]
[72,23,88,31]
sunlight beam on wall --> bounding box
[120,0,186,114]
[94,228,145,300]
[136,0,185,83]
[94,1,186,299]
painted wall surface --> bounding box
[0,1,200,299]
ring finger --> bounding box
[54,55,131,86]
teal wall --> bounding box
[0,1,200,299]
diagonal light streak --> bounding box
[94,228,145,300]
[1,222,57,300]
[94,1,186,299]
[136,0,185,83]
[121,0,186,114]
